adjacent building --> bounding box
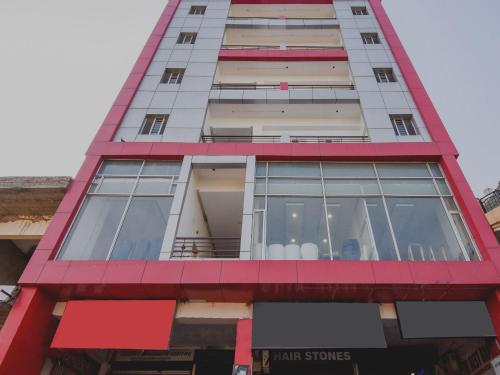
[1,1,500,374]
[480,184,500,244]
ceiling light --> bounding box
[323,238,328,243]
[292,212,297,218]
[291,238,296,243]
[327,214,332,219]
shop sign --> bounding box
[270,350,352,362]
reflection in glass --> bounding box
[111,197,173,260]
[324,179,380,195]
[97,177,135,194]
[135,178,172,194]
[141,161,181,176]
[381,179,437,196]
[99,160,142,175]
[376,163,431,178]
[267,178,322,195]
[386,197,464,260]
[322,163,375,178]
[59,196,128,260]
[268,162,321,177]
[266,197,329,259]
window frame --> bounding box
[253,161,479,261]
[390,115,419,136]
[351,6,368,15]
[373,68,396,83]
[177,32,197,44]
[161,68,185,84]
[56,160,181,261]
[139,114,169,136]
[189,5,207,15]
[361,32,380,45]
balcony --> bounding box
[174,166,247,259]
[171,237,241,259]
[228,4,336,19]
[222,26,343,50]
[480,189,500,243]
[203,103,368,143]
[213,61,354,90]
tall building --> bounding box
[1,0,500,374]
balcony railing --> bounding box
[220,44,343,50]
[201,135,370,143]
[211,83,355,90]
[171,237,242,259]
[227,16,336,20]
[480,190,500,213]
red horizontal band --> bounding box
[219,49,348,61]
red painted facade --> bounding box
[1,0,499,372]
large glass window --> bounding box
[57,160,180,260]
[253,162,479,261]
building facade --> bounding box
[480,185,500,244]
[1,0,500,374]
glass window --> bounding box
[252,211,264,260]
[58,196,128,260]
[268,162,321,177]
[98,160,142,175]
[256,163,267,177]
[322,163,375,178]
[324,179,380,195]
[110,197,173,260]
[381,179,438,195]
[435,179,451,195]
[58,160,181,260]
[450,213,477,260]
[265,197,330,260]
[326,198,397,261]
[96,177,136,194]
[255,178,266,194]
[254,197,265,209]
[428,163,443,177]
[386,197,464,260]
[267,178,322,195]
[135,178,172,194]
[142,161,181,176]
[376,163,431,178]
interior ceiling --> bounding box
[199,191,243,238]
[208,103,362,120]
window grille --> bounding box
[390,115,418,136]
[140,114,168,135]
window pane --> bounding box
[429,163,443,177]
[324,179,380,195]
[252,211,264,260]
[376,163,431,178]
[96,177,136,194]
[268,162,321,177]
[451,213,478,260]
[265,197,329,259]
[254,197,265,209]
[443,197,458,211]
[322,163,375,177]
[110,196,173,260]
[98,161,142,175]
[142,161,181,176]
[386,197,464,260]
[256,163,267,177]
[135,178,172,194]
[58,196,128,260]
[435,179,451,195]
[267,178,322,195]
[255,178,266,194]
[326,198,397,260]
[381,179,438,195]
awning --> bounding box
[252,303,386,349]
[51,300,176,350]
[396,301,496,339]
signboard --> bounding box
[269,350,352,363]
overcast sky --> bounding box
[0,0,498,195]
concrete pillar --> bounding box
[0,287,56,374]
[234,319,253,374]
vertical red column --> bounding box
[0,287,56,374]
[234,319,253,374]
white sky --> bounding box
[0,0,498,195]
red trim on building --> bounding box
[51,300,176,350]
[232,0,332,4]
[219,49,348,61]
[234,319,253,366]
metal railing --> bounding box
[171,237,242,259]
[220,44,343,50]
[480,190,500,213]
[211,83,355,90]
[201,135,370,143]
[227,16,336,21]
